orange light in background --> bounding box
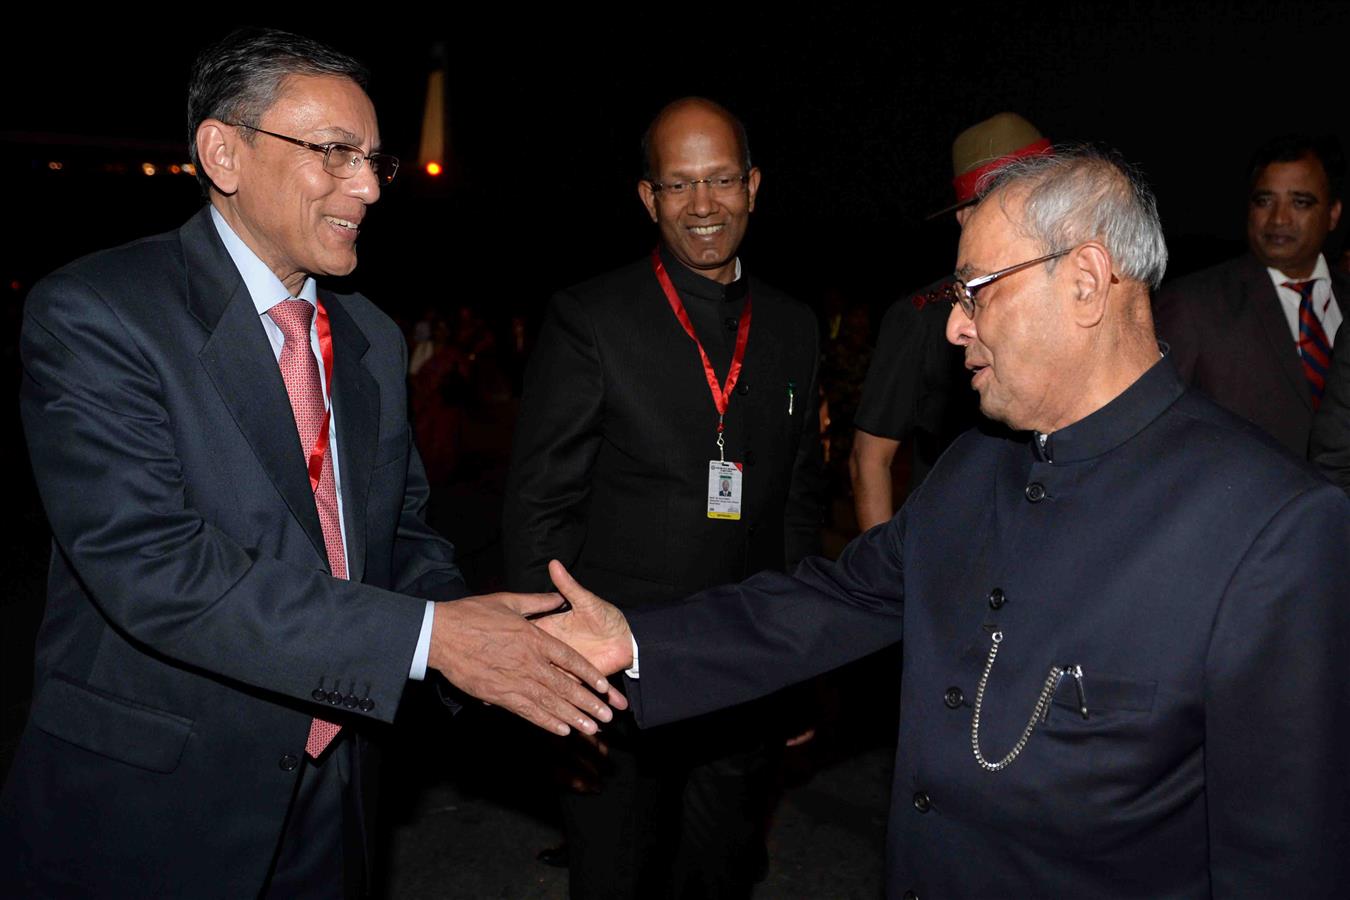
[47,161,63,171]
[182,163,197,176]
[169,164,182,175]
[425,161,442,176]
[141,162,157,176]
[10,280,22,292]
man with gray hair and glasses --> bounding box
[534,146,1350,898]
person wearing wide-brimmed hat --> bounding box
[851,113,1052,531]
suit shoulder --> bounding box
[1155,255,1259,303]
[1162,388,1332,498]
[554,257,655,314]
[747,275,816,327]
[32,228,184,306]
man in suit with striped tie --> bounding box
[1153,134,1346,458]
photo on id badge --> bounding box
[708,460,743,519]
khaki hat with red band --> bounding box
[928,112,1052,219]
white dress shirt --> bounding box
[1266,253,1341,347]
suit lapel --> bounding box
[324,292,378,584]
[184,208,329,566]
[1241,256,1312,412]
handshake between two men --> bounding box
[427,560,633,737]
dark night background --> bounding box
[2,3,1348,893]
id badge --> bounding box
[707,460,743,520]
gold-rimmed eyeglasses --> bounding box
[227,123,400,186]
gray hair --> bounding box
[975,146,1168,290]
[187,28,369,194]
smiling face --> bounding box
[208,73,381,295]
[638,102,760,284]
[1247,154,1342,279]
[945,192,1081,433]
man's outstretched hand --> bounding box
[426,590,627,737]
[537,560,635,676]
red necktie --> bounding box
[1285,280,1332,409]
[268,299,346,757]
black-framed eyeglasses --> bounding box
[950,249,1071,319]
[227,123,400,186]
[648,172,749,197]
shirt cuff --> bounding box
[409,601,436,681]
[626,634,640,679]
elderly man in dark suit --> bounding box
[0,28,621,898]
[503,97,823,898]
[539,147,1350,898]
[1153,134,1346,457]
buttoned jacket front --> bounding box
[626,357,1350,898]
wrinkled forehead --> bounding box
[267,73,379,143]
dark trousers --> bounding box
[560,711,779,900]
[263,737,368,900]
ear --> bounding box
[637,180,659,224]
[1330,198,1343,232]
[745,166,762,213]
[1066,241,1114,329]
[196,119,241,195]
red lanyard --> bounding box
[651,248,752,446]
[305,297,335,492]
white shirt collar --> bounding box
[1265,253,1331,291]
[209,206,318,314]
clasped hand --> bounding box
[425,561,633,737]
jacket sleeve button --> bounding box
[279,753,300,771]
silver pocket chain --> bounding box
[970,631,1085,772]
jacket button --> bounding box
[312,688,327,702]
[279,753,300,771]
[913,791,931,813]
[745,450,757,466]
[737,382,750,395]
[988,588,1006,610]
[725,317,739,331]
[360,698,376,712]
[944,687,964,709]
[1025,482,1046,502]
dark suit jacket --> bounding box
[624,358,1350,898]
[503,247,823,606]
[1312,321,1350,490]
[1,208,465,896]
[1153,253,1350,457]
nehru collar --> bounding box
[657,243,749,304]
[1032,350,1184,464]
